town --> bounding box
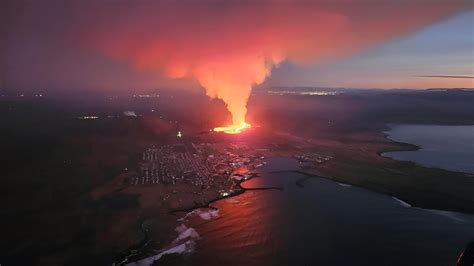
[129,141,266,192]
[295,152,333,168]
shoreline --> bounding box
[381,126,474,175]
[118,148,474,265]
[116,171,283,265]
[116,124,474,264]
[125,155,474,266]
[295,169,474,215]
[168,173,283,214]
[301,126,474,214]
[268,168,474,219]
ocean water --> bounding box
[383,124,474,174]
[185,157,474,266]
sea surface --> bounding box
[383,124,474,174]
[186,157,474,266]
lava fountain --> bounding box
[76,0,468,135]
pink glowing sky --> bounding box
[1,0,473,94]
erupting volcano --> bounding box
[76,0,467,133]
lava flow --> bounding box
[213,122,251,134]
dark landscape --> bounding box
[1,88,473,265]
[2,1,474,265]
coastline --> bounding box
[381,124,474,175]
[168,173,282,214]
[377,124,421,156]
[115,125,474,265]
[299,126,474,214]
[267,167,474,222]
[118,147,474,265]
[116,171,283,265]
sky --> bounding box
[1,0,473,96]
[266,10,474,89]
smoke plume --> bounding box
[74,0,468,125]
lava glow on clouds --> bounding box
[1,0,470,130]
[77,0,467,128]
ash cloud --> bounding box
[1,0,470,124]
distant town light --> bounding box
[133,94,160,98]
[267,90,338,96]
[123,111,137,117]
[78,116,99,120]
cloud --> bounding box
[1,0,470,123]
[415,75,474,79]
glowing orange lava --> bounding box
[213,122,251,134]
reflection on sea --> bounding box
[187,157,474,266]
[190,188,287,265]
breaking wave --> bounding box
[337,182,352,187]
[391,196,412,208]
[125,224,200,266]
